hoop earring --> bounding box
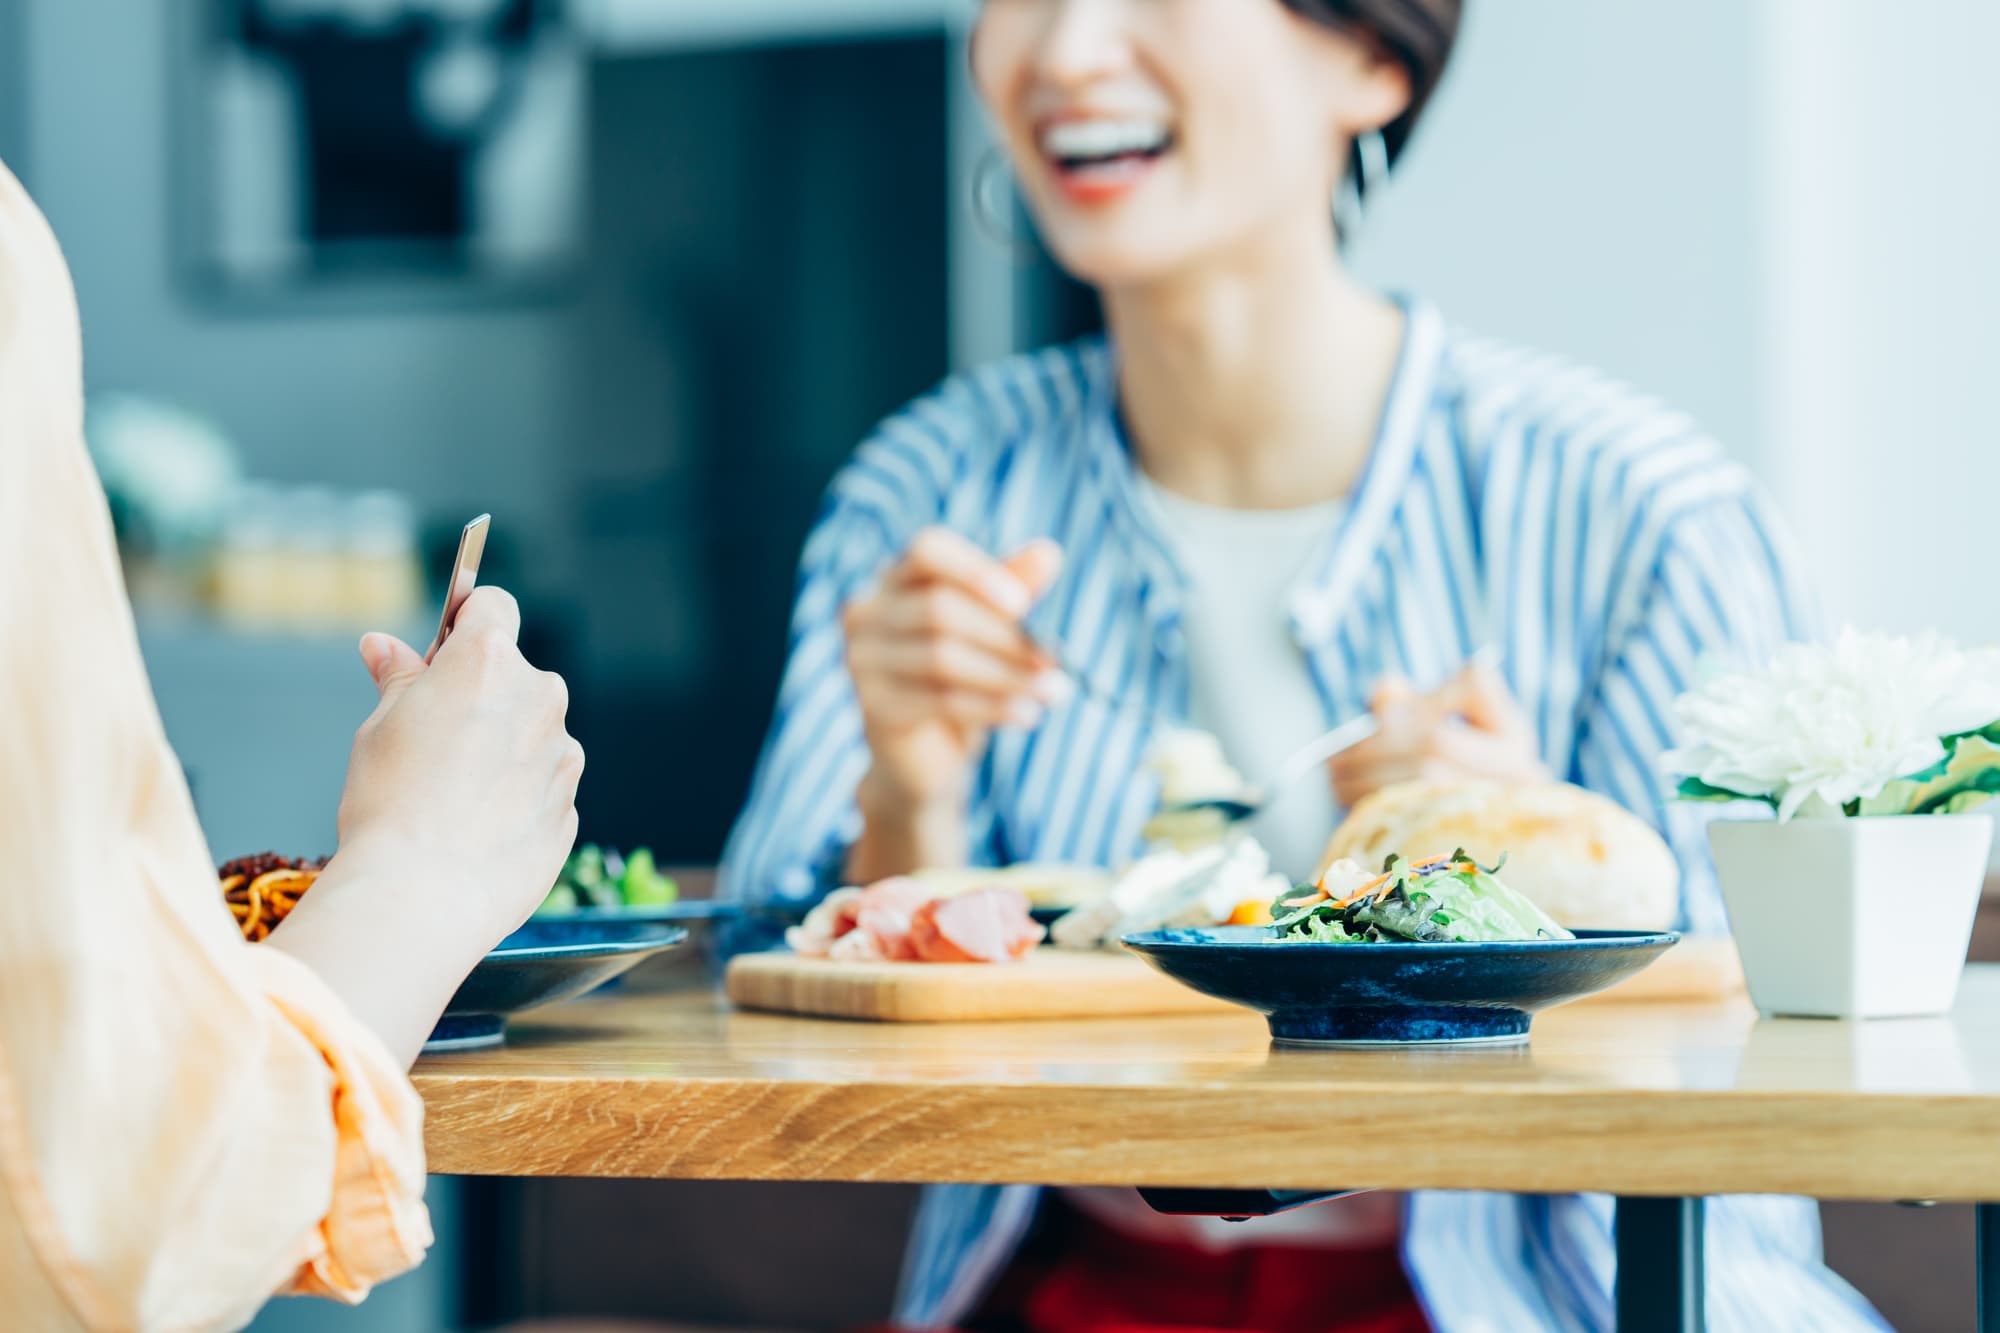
[972,146,1037,263]
[1334,129,1391,243]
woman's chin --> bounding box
[1039,228,1203,295]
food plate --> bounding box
[1121,926,1678,1046]
[426,919,689,1052]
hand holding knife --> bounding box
[426,514,491,662]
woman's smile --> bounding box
[1036,113,1177,206]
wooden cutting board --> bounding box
[726,949,1237,1022]
[725,936,1743,1023]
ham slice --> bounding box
[785,878,936,959]
[787,879,1044,963]
[850,877,934,961]
[784,887,863,957]
[909,888,1045,963]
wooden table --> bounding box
[416,965,2000,1333]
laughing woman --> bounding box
[721,1,1883,1330]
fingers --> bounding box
[446,585,523,650]
[897,527,1037,616]
[1369,672,1419,716]
[1002,538,1064,601]
[1429,717,1551,782]
[547,736,586,808]
[1329,709,1551,806]
[853,632,1056,698]
[358,632,426,703]
[871,581,1046,667]
[1434,659,1529,734]
[896,527,1066,620]
[862,678,1042,731]
[1331,662,1547,807]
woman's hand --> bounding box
[266,586,583,1064]
[843,527,1067,881]
[1329,660,1551,810]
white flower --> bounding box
[1662,629,2000,821]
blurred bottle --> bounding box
[280,486,347,632]
[209,481,287,630]
[340,490,424,626]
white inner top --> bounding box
[1071,476,1400,1253]
[1137,475,1345,886]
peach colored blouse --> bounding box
[0,161,430,1330]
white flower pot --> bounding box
[1710,814,1993,1019]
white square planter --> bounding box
[1710,814,1993,1019]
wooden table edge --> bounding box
[416,1073,2000,1201]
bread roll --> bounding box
[909,863,1112,909]
[1318,781,1680,930]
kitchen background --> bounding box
[6,0,1997,1330]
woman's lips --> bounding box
[1047,151,1164,206]
[1035,116,1174,208]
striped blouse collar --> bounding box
[1082,294,1451,645]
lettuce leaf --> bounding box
[1273,855,1571,944]
[1426,867,1573,942]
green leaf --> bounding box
[1941,790,2000,815]
[1898,753,1954,786]
[1858,781,1923,817]
[1448,846,1509,876]
[1909,736,2000,815]
[1674,776,1773,806]
[1942,721,2000,748]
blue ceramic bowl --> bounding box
[1122,926,1679,1046]
[426,919,689,1052]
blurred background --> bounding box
[5,0,1997,1329]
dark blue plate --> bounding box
[1122,926,1679,1046]
[426,919,689,1052]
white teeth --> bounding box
[1039,118,1172,162]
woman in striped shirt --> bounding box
[721,1,1885,1329]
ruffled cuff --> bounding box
[244,946,434,1302]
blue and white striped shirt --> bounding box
[719,297,1886,1332]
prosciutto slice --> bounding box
[909,888,1045,963]
[785,877,937,960]
[785,879,1044,963]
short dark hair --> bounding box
[1279,0,1464,181]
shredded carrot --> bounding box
[1326,854,1470,910]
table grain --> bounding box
[415,964,2000,1201]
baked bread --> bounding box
[1317,781,1680,929]
[908,863,1113,910]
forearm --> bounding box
[263,845,494,1067]
[845,771,970,884]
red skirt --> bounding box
[883,1196,1431,1333]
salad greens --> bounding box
[1269,851,1572,944]
[536,844,678,916]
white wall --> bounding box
[1348,0,1999,648]
[1758,0,2000,644]
[1351,0,1763,462]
